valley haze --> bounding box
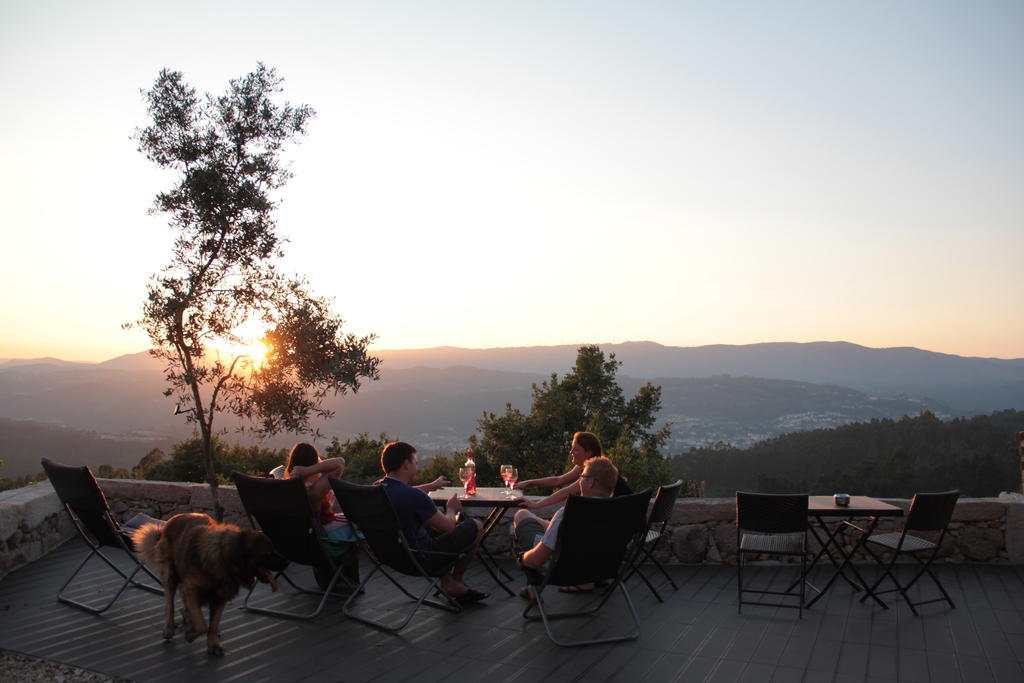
[1,341,1021,478]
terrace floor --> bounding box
[1,538,1022,682]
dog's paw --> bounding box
[207,644,224,657]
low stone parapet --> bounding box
[1,481,1021,581]
[0,482,75,580]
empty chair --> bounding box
[856,490,959,615]
[623,479,684,602]
[736,491,809,617]
[521,489,652,647]
[40,458,163,614]
[329,477,468,632]
[233,472,357,620]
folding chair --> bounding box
[623,480,683,601]
[521,489,652,647]
[856,490,959,615]
[232,472,357,620]
[40,458,163,614]
[736,492,809,617]
[330,477,470,632]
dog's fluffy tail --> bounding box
[133,523,165,566]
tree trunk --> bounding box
[200,418,225,523]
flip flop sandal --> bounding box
[454,588,489,605]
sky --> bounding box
[1,0,1022,362]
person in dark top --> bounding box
[375,441,488,604]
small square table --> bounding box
[804,495,903,608]
[429,486,524,596]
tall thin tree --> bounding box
[129,64,379,519]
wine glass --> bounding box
[500,465,513,496]
[506,467,518,497]
[458,467,471,495]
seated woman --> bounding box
[513,431,630,594]
[285,442,356,544]
[516,431,631,510]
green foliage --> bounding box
[140,437,285,484]
[320,434,466,488]
[671,410,1022,497]
[129,64,380,516]
[94,464,132,479]
[417,449,469,487]
[0,459,44,492]
[470,345,679,492]
[323,433,394,484]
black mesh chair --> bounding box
[40,458,163,614]
[856,490,959,615]
[623,480,683,602]
[521,489,652,647]
[330,477,467,632]
[232,472,357,620]
[736,492,809,617]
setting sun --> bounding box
[213,319,270,368]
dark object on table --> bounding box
[623,479,684,602]
[233,472,358,620]
[736,491,809,617]
[40,457,164,614]
[330,477,469,632]
[854,489,960,615]
[834,493,851,507]
[521,489,652,647]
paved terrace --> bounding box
[1,537,1022,682]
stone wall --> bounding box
[2,481,1021,582]
[0,480,249,582]
[663,495,1024,567]
[0,482,75,580]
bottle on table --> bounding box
[463,449,477,495]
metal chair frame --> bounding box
[857,490,959,615]
[330,477,467,633]
[736,491,809,617]
[623,480,684,602]
[233,472,357,620]
[41,458,163,614]
[522,489,653,647]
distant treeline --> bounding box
[0,419,174,480]
[670,410,1022,497]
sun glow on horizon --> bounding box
[212,319,270,369]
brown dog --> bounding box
[134,513,286,656]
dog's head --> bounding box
[238,531,288,590]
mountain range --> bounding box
[1,341,1021,477]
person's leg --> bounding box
[512,509,547,553]
[449,519,482,584]
[427,520,482,595]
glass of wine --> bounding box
[458,467,471,495]
[507,467,518,497]
[500,465,513,496]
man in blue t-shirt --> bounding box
[376,441,488,604]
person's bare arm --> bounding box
[518,540,553,569]
[518,465,582,491]
[522,479,586,510]
[425,494,462,534]
[290,458,345,506]
[415,476,450,492]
